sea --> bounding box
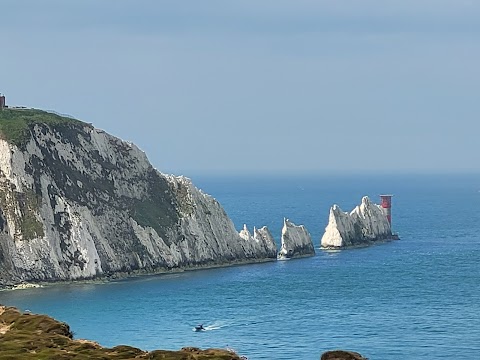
[1,174,479,359]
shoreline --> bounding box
[320,236,400,250]
[0,257,277,291]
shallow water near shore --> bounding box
[1,174,480,359]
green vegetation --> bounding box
[20,190,44,240]
[133,198,173,235]
[0,186,44,241]
[20,211,45,240]
[0,108,85,148]
[0,306,243,360]
[131,170,180,244]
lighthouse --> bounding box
[379,194,393,226]
[380,194,399,239]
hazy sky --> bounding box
[1,1,479,176]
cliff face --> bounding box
[320,196,391,248]
[278,218,315,259]
[0,110,276,287]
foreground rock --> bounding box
[278,218,315,259]
[321,196,392,248]
[321,350,368,360]
[0,305,243,359]
[0,109,276,288]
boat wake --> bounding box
[192,321,228,332]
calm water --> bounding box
[1,174,480,359]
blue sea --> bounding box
[1,174,480,359]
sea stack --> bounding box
[238,224,277,259]
[320,196,392,249]
[0,109,277,288]
[278,218,315,259]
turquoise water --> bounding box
[1,174,480,359]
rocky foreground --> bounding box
[321,350,367,360]
[0,305,243,360]
[0,305,367,360]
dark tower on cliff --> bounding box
[0,94,5,110]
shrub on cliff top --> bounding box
[0,305,244,360]
[0,108,84,148]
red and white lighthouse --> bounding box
[380,194,393,226]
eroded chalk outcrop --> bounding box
[238,224,277,259]
[278,218,315,259]
[321,196,392,248]
[0,109,277,287]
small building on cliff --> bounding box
[0,94,5,109]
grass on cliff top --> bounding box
[0,108,85,147]
[0,305,243,360]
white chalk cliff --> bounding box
[278,218,315,259]
[0,110,277,287]
[320,196,392,248]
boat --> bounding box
[194,324,205,332]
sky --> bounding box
[1,0,479,176]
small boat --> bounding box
[194,324,205,332]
